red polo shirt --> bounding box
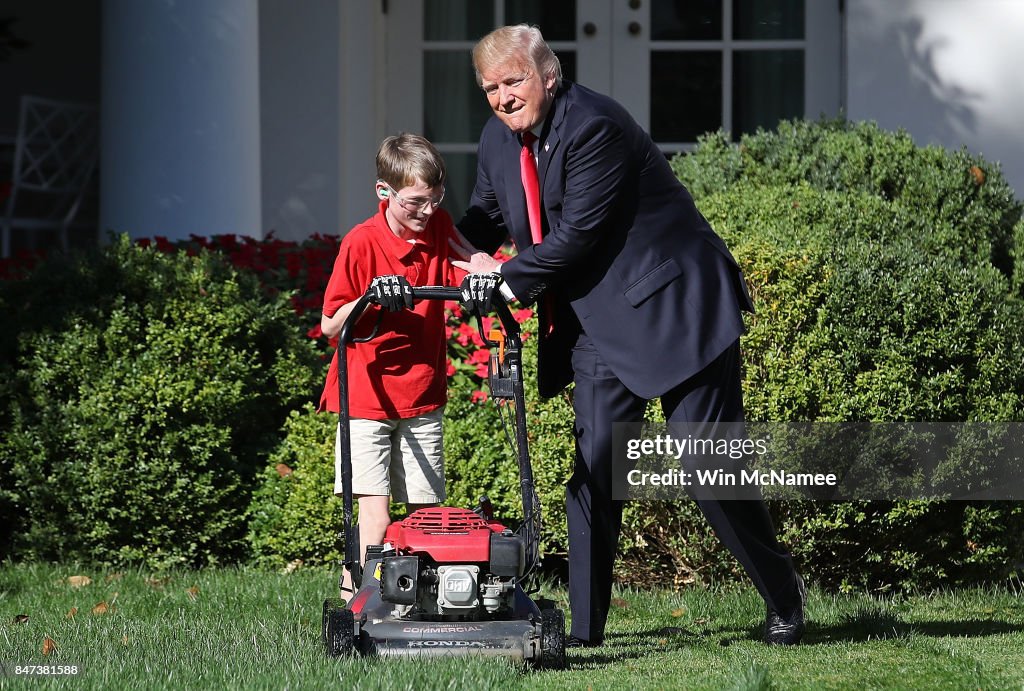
[319,201,465,419]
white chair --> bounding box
[1,95,100,257]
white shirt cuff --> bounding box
[495,264,517,302]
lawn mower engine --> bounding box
[330,504,564,666]
[374,507,525,619]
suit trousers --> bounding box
[566,333,799,642]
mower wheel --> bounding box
[538,608,566,669]
[322,599,355,657]
[322,599,344,648]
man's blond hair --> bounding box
[472,24,562,88]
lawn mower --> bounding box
[322,285,566,669]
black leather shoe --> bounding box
[765,574,807,645]
[566,635,603,648]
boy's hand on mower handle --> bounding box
[460,273,503,314]
[367,275,413,312]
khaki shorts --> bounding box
[334,407,446,504]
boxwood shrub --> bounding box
[664,120,1024,591]
[246,404,342,569]
[692,182,1024,590]
[0,236,320,568]
[672,119,1021,283]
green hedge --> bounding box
[246,404,343,568]
[248,119,1024,591]
[0,236,320,568]
[673,119,1020,284]
[678,120,1024,591]
[696,182,1024,422]
[692,182,1024,590]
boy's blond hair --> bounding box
[376,133,446,190]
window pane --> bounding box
[424,1,493,41]
[558,51,577,84]
[732,0,804,40]
[505,0,576,41]
[439,152,476,218]
[732,50,803,137]
[651,0,722,41]
[424,51,493,143]
[650,51,722,142]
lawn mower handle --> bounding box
[335,285,535,587]
[337,286,522,350]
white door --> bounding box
[384,0,841,212]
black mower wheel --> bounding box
[322,598,344,648]
[539,608,566,669]
[322,599,355,657]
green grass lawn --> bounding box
[2,563,1023,689]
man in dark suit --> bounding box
[451,24,805,647]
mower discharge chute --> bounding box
[322,286,566,669]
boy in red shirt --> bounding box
[319,133,498,592]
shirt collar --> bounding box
[373,199,435,260]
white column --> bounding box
[100,0,261,242]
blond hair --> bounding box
[472,24,562,88]
[375,133,446,189]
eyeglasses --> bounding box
[385,183,445,212]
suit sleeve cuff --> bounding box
[495,265,518,302]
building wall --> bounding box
[257,0,382,242]
[846,0,1024,196]
[336,1,385,236]
[258,0,341,242]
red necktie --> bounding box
[520,132,554,335]
[520,132,543,245]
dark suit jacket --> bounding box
[459,81,753,399]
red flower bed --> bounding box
[0,248,45,281]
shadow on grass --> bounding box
[719,603,1024,646]
[808,617,1024,644]
[569,571,1024,666]
[564,626,704,668]
[555,615,1024,674]
[570,605,1024,668]
[809,598,1024,644]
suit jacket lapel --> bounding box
[537,84,569,226]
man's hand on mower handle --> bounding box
[367,275,413,312]
[460,273,503,315]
